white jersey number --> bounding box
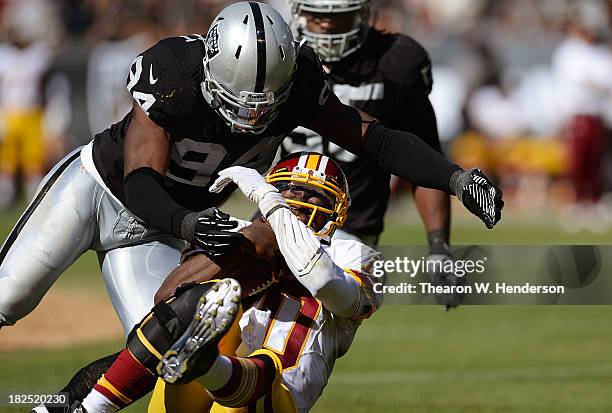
[168,134,285,187]
[127,56,156,115]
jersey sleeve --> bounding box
[334,242,383,320]
[289,44,332,123]
[126,38,199,133]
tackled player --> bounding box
[39,152,381,413]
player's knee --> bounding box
[0,278,41,326]
[127,283,214,371]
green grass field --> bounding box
[1,196,612,412]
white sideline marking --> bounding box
[332,364,612,385]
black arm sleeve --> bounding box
[124,167,191,238]
[362,121,461,194]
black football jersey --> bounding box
[92,35,329,211]
[282,29,441,238]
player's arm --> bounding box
[266,205,372,319]
[303,92,456,190]
[123,101,191,238]
[121,44,239,250]
[412,100,452,254]
[210,167,375,319]
[155,220,280,302]
[123,103,237,246]
[304,93,503,229]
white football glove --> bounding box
[210,166,362,317]
[209,166,323,277]
[209,166,286,217]
[266,207,323,276]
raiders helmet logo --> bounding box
[206,24,220,59]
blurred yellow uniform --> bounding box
[0,110,45,175]
[0,42,51,176]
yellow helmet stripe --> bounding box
[306,154,320,170]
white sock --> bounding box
[81,388,120,413]
[196,355,233,391]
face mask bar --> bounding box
[297,26,362,62]
[293,0,365,14]
[267,171,350,237]
[202,71,294,134]
[291,0,369,62]
[288,198,334,231]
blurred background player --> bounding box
[551,1,612,228]
[0,0,59,208]
[86,8,160,137]
[283,0,452,262]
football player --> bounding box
[8,0,499,404]
[285,0,450,253]
[57,152,382,413]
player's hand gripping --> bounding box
[181,208,243,257]
[449,168,504,229]
[210,166,286,217]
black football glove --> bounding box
[450,168,503,229]
[181,208,244,257]
[426,230,463,310]
[427,253,466,310]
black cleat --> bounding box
[157,278,241,384]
